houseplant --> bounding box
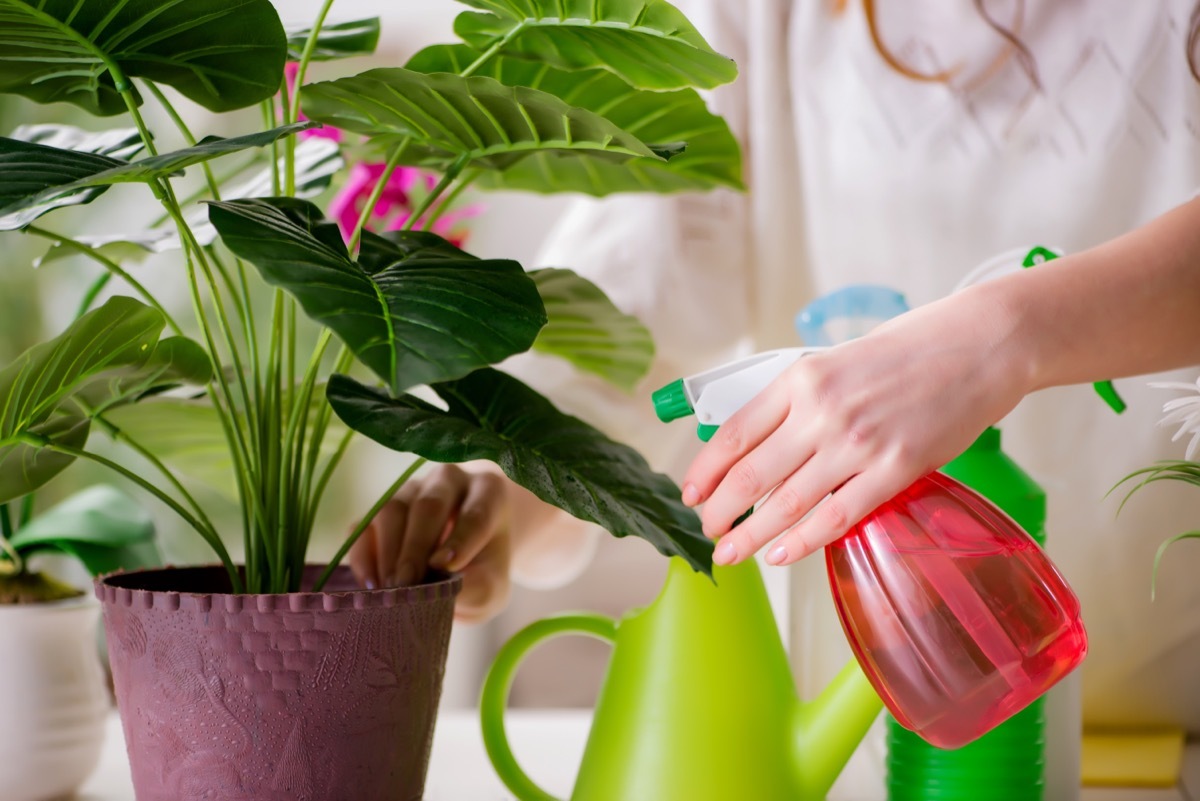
[1,485,159,801]
[0,0,742,798]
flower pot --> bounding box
[0,596,109,801]
[96,565,461,801]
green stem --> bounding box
[76,272,112,318]
[92,413,222,545]
[24,226,183,335]
[347,139,410,254]
[460,26,523,77]
[0,503,13,540]
[0,525,23,575]
[402,155,469,233]
[422,169,477,232]
[312,457,426,592]
[25,435,242,592]
[143,81,223,201]
[290,0,338,123]
[18,494,34,528]
[263,100,281,196]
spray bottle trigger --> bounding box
[697,424,720,442]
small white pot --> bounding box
[0,595,109,801]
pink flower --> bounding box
[328,161,482,247]
[285,63,342,142]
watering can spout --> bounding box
[792,660,885,799]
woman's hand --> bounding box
[680,284,1034,568]
[349,463,512,623]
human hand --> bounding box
[349,463,512,623]
[680,286,1034,567]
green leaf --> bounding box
[0,0,287,116]
[529,268,653,391]
[1152,530,1200,600]
[287,17,381,61]
[0,121,318,229]
[453,0,737,91]
[10,485,159,576]
[0,296,210,502]
[301,67,665,172]
[408,44,741,195]
[327,369,713,574]
[10,124,145,160]
[208,198,547,393]
[38,136,344,264]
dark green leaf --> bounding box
[10,485,159,575]
[301,67,662,172]
[38,136,344,264]
[0,122,317,229]
[408,44,742,195]
[208,198,547,393]
[327,369,712,573]
[0,296,210,502]
[1152,529,1200,600]
[453,0,737,91]
[530,268,654,390]
[0,0,287,116]
[287,18,381,61]
[10,124,145,160]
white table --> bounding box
[79,710,1200,800]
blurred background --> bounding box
[0,0,673,709]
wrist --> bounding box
[977,271,1047,397]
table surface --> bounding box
[79,710,1200,801]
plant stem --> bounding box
[75,272,112,318]
[0,523,23,575]
[312,457,426,592]
[143,81,223,201]
[422,169,477,232]
[347,139,410,254]
[262,100,282,196]
[24,226,184,335]
[24,434,242,591]
[18,494,33,528]
[460,26,523,77]
[0,503,13,541]
[402,155,469,232]
[290,0,338,123]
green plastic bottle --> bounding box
[886,426,1048,801]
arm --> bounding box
[681,196,1200,568]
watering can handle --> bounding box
[480,612,617,801]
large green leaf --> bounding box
[301,67,673,172]
[529,268,653,391]
[453,0,737,91]
[0,0,287,116]
[0,124,314,231]
[10,123,145,160]
[10,485,159,575]
[0,296,211,503]
[208,198,547,393]
[38,136,344,264]
[408,44,741,195]
[0,122,316,229]
[327,369,713,574]
[286,18,381,61]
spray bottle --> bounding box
[882,246,1125,801]
[653,341,1089,750]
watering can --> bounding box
[480,553,884,801]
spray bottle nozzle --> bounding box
[652,379,693,423]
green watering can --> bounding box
[480,555,884,801]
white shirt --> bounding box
[516,0,1200,735]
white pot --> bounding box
[0,595,109,801]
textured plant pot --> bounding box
[96,565,461,801]
[0,596,109,801]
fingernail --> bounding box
[766,546,787,566]
[429,548,455,570]
[713,541,737,565]
[681,483,701,506]
[364,577,377,590]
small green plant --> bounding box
[0,0,743,594]
[0,485,158,603]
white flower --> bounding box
[1152,376,1200,460]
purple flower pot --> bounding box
[96,565,461,801]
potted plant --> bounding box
[0,0,742,798]
[0,485,159,801]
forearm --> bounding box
[990,196,1200,392]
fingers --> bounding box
[697,417,815,539]
[349,518,381,589]
[430,471,508,573]
[680,378,790,507]
[453,531,512,624]
[393,464,469,586]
